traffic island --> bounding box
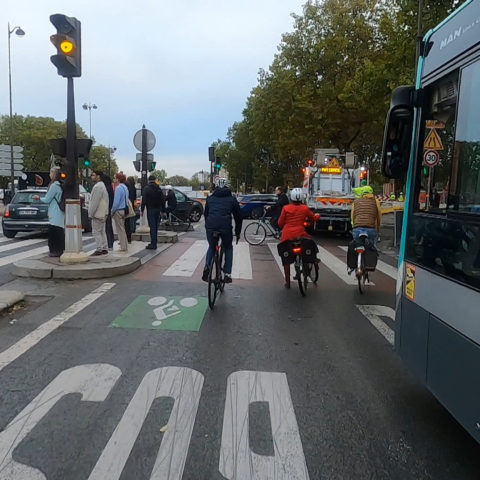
[12,254,141,280]
[131,230,178,243]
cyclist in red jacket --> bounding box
[277,188,319,288]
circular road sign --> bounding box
[424,149,439,167]
[133,128,156,152]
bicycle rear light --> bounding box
[292,247,302,254]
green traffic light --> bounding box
[83,158,90,167]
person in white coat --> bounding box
[88,170,109,256]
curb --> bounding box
[12,256,141,280]
[0,290,25,313]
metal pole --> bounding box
[65,77,78,199]
[88,107,92,138]
[8,23,15,196]
[415,0,425,76]
[141,125,147,190]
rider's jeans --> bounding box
[205,229,233,274]
[353,227,378,247]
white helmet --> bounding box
[290,188,303,202]
[215,177,231,189]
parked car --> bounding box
[135,186,204,222]
[162,187,204,222]
[238,193,278,219]
[1,188,91,238]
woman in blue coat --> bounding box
[33,168,65,257]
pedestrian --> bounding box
[265,185,289,229]
[141,175,165,250]
[111,172,129,252]
[164,186,177,220]
[32,167,65,257]
[101,174,115,250]
[125,176,137,242]
[202,178,242,284]
[88,170,109,256]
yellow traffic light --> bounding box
[60,39,74,54]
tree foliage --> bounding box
[0,114,118,186]
[217,0,465,192]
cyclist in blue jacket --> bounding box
[202,178,242,283]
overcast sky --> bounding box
[2,0,305,178]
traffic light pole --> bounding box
[61,76,87,264]
[141,126,147,190]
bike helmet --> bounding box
[361,186,373,196]
[215,177,231,189]
[290,188,303,202]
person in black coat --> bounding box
[165,188,177,217]
[266,186,289,229]
[125,176,137,242]
[202,178,242,284]
[141,176,165,249]
[101,174,115,249]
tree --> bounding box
[165,175,190,186]
[151,169,167,183]
[90,145,118,177]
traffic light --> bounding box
[306,158,315,167]
[133,160,141,172]
[50,14,81,77]
[360,169,367,180]
[422,166,429,177]
[83,158,90,167]
[215,157,222,171]
[148,160,156,171]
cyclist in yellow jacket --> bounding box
[351,186,382,247]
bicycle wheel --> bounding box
[310,261,319,284]
[244,222,267,245]
[301,261,309,294]
[295,259,306,296]
[357,272,366,294]
[208,256,219,309]
[218,246,226,293]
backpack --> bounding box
[54,183,66,212]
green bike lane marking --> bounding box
[111,295,208,331]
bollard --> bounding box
[60,198,88,263]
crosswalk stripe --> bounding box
[355,305,395,345]
[0,238,46,253]
[317,246,363,285]
[164,240,208,277]
[0,237,13,244]
[338,246,397,280]
[231,242,252,279]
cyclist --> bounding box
[265,186,289,230]
[277,188,319,288]
[351,185,382,247]
[202,178,242,284]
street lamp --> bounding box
[8,22,25,196]
[82,102,97,139]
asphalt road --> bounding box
[0,224,478,479]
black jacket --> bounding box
[270,192,289,218]
[204,187,242,236]
[166,190,177,210]
[142,182,165,212]
[127,182,136,203]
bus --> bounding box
[381,0,480,443]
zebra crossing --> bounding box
[153,238,398,286]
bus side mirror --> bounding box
[381,86,414,179]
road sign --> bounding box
[0,152,23,160]
[133,129,155,152]
[136,153,153,161]
[426,120,445,129]
[423,149,439,167]
[0,160,24,168]
[0,170,23,177]
[0,144,23,153]
[213,175,220,184]
[424,129,443,150]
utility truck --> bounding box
[302,149,366,233]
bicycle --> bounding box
[351,232,376,294]
[207,231,227,309]
[244,209,280,245]
[286,238,319,296]
[161,211,192,232]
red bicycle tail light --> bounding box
[292,247,302,254]
[355,246,365,253]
